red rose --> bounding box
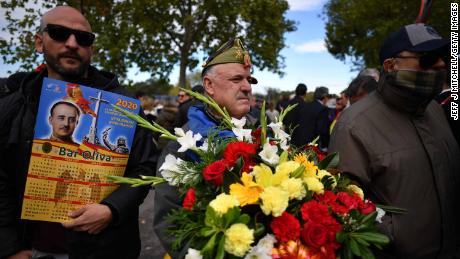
[359,200,377,215]
[270,212,301,242]
[251,128,262,145]
[319,215,342,238]
[223,141,258,173]
[182,188,196,211]
[301,221,329,248]
[305,144,326,161]
[202,159,228,186]
[337,192,360,210]
[300,201,329,222]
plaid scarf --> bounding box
[380,69,446,115]
[386,69,445,98]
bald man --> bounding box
[0,6,155,259]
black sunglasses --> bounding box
[43,24,95,47]
[394,51,445,69]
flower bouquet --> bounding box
[109,89,390,259]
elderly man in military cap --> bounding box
[153,38,258,258]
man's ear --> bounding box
[203,76,214,96]
[35,33,44,53]
[383,58,395,73]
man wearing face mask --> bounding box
[329,24,460,258]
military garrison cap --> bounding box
[202,38,258,84]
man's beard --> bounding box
[43,47,90,80]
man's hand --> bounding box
[7,250,32,259]
[62,204,113,234]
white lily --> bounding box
[159,154,183,186]
[231,117,247,128]
[268,122,290,142]
[244,234,276,259]
[185,248,203,259]
[259,140,279,165]
[176,129,202,152]
[198,139,209,152]
[232,127,253,142]
[376,207,386,223]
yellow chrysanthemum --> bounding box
[294,154,318,178]
[259,186,289,216]
[347,184,364,200]
[304,177,324,195]
[317,169,337,188]
[280,178,306,200]
[224,223,254,257]
[209,193,239,216]
[253,164,274,188]
[230,173,263,206]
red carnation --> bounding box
[359,200,377,215]
[223,141,258,173]
[182,188,196,211]
[301,221,329,248]
[337,192,360,210]
[317,191,349,215]
[300,201,330,222]
[203,159,228,186]
[251,128,262,145]
[270,212,301,242]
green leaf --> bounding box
[223,207,240,228]
[349,237,361,257]
[215,233,226,259]
[336,231,347,243]
[352,232,390,245]
[260,101,267,146]
[200,226,216,237]
[361,211,378,226]
[279,150,289,163]
[205,206,222,228]
[360,245,376,259]
[290,165,305,178]
[201,232,218,256]
[254,222,266,237]
[376,204,407,214]
[318,152,339,169]
[236,214,250,225]
[354,236,370,246]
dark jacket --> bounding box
[329,78,460,258]
[434,90,459,146]
[175,98,193,128]
[0,67,156,259]
[290,100,330,149]
[282,96,304,142]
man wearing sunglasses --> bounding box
[329,24,460,258]
[0,6,155,259]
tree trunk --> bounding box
[178,54,188,88]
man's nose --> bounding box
[65,34,79,49]
[430,57,446,71]
[241,78,252,93]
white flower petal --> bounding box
[185,248,203,259]
[174,127,186,137]
[231,117,247,128]
[177,131,202,152]
[232,128,253,142]
[376,207,386,223]
[259,141,279,165]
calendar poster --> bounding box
[21,77,140,223]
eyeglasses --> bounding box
[177,94,186,98]
[394,51,445,69]
[43,24,95,47]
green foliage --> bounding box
[318,152,339,169]
[1,0,295,85]
[125,78,173,96]
[338,211,390,259]
[323,0,451,69]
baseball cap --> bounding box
[379,23,448,64]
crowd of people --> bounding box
[0,5,459,259]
